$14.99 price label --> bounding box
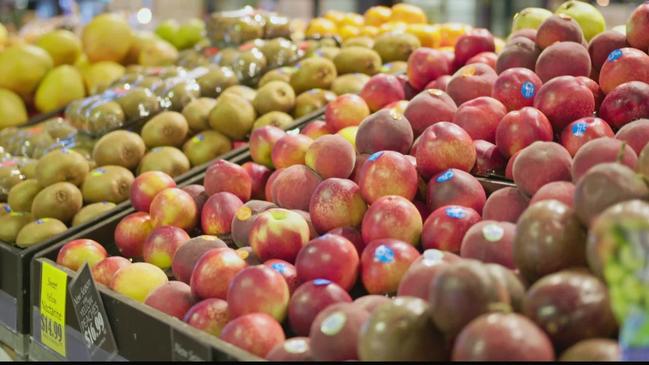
[40,262,67,357]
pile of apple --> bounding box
[52,1,649,361]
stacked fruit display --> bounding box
[47,0,649,361]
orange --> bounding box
[439,22,472,47]
[339,25,361,40]
[360,25,380,37]
[305,18,337,37]
[323,10,345,25]
[390,3,427,24]
[364,6,392,27]
[340,13,364,27]
[407,23,441,48]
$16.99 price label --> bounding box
[83,312,105,347]
[40,262,67,357]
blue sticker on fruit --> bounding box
[3,205,10,213]
[374,245,395,264]
[571,122,588,137]
[608,49,623,62]
[368,151,383,162]
[313,279,331,286]
[271,263,286,274]
[521,81,536,99]
[436,169,454,183]
[445,206,466,219]
[35,219,46,224]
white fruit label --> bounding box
[483,224,505,242]
[320,311,346,336]
[284,338,309,354]
[423,249,444,265]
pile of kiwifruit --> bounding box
[0,28,419,248]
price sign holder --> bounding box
[68,264,117,360]
[39,262,67,357]
[171,327,211,361]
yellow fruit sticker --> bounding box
[428,89,444,96]
[462,66,476,77]
[236,248,250,260]
[236,206,252,221]
[40,261,67,357]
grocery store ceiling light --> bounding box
[137,7,153,24]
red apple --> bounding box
[397,249,461,300]
[184,298,230,337]
[204,159,252,201]
[599,81,649,130]
[472,140,507,176]
[309,303,370,361]
[422,205,481,253]
[403,89,458,137]
[288,279,352,336]
[358,151,418,203]
[114,212,153,258]
[172,236,227,284]
[416,121,476,179]
[249,208,310,263]
[359,74,405,112]
[361,195,423,246]
[325,94,371,132]
[560,117,615,156]
[271,134,313,169]
[220,313,285,358]
[495,107,553,158]
[241,162,271,200]
[427,168,487,213]
[360,239,421,295]
[57,239,107,271]
[149,187,198,230]
[190,247,248,299]
[142,225,190,269]
[454,28,496,67]
[91,256,131,286]
[249,125,286,168]
[264,259,298,294]
[201,191,243,235]
[300,120,332,140]
[453,96,507,143]
[460,221,516,269]
[130,171,176,212]
[533,75,595,133]
[446,63,497,106]
[267,337,313,361]
[295,234,359,291]
[599,47,649,94]
[492,67,543,111]
[227,265,290,321]
[144,281,197,320]
[407,48,451,90]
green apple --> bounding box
[511,7,553,32]
[155,19,180,44]
[555,0,606,41]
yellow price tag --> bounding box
[40,262,67,357]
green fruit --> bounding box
[36,29,82,66]
[343,36,375,49]
[182,130,232,166]
[253,81,296,115]
[333,46,382,75]
[80,61,125,94]
[72,202,116,227]
[182,97,218,132]
[215,48,240,67]
[36,148,89,187]
[231,48,267,84]
[373,32,420,62]
[8,179,41,212]
[82,165,134,203]
[331,73,370,95]
[138,39,179,67]
[35,65,86,113]
[253,111,294,130]
[0,212,33,243]
[290,57,338,95]
[175,19,206,50]
[31,182,82,223]
[80,100,126,135]
[209,93,256,140]
[19,160,38,180]
[555,0,606,41]
[0,166,24,193]
[0,88,28,128]
[512,7,553,31]
[155,19,179,44]
[115,87,161,120]
[0,44,53,100]
[141,111,189,148]
[293,89,337,118]
[138,146,190,178]
[258,67,296,87]
[196,67,238,98]
[15,218,67,247]
[152,79,200,111]
[124,31,158,65]
[82,13,133,63]
[221,85,256,103]
[260,38,300,68]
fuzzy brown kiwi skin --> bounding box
[35,149,89,187]
[31,182,83,224]
[93,130,146,170]
[82,166,135,204]
[72,202,117,227]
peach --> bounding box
[204,159,252,201]
[460,221,516,269]
[571,137,638,182]
[271,134,313,169]
[200,192,243,235]
[482,187,529,223]
[446,63,497,106]
[495,107,553,158]
[535,41,591,82]
[184,298,230,337]
[361,195,423,246]
[358,151,418,204]
[305,134,355,179]
[308,178,367,234]
[467,52,497,70]
[220,313,285,358]
[142,225,190,269]
[627,2,649,50]
[533,76,595,133]
[397,249,461,300]
[355,109,413,154]
[241,162,271,200]
[180,185,208,213]
[454,28,495,66]
[416,122,476,179]
[359,74,405,112]
[407,48,451,90]
[271,165,323,211]
[111,262,169,303]
[295,234,359,291]
[529,181,576,208]
[172,235,227,284]
[560,117,614,156]
[57,239,108,271]
[425,75,452,91]
[513,142,572,197]
[422,205,481,253]
[403,89,457,137]
[149,187,198,230]
[536,14,583,50]
[325,94,371,132]
[426,168,487,213]
[360,239,421,295]
[264,168,284,203]
[496,37,541,74]
[231,200,277,248]
[309,303,370,361]
[264,259,298,294]
[227,265,290,322]
[288,280,352,336]
[301,120,332,140]
[91,256,131,286]
[453,96,506,142]
[599,81,649,129]
[130,171,176,212]
[190,247,247,299]
[472,140,506,176]
[114,212,153,258]
[588,31,628,77]
[599,47,649,94]
[492,67,543,111]
[144,281,197,320]
[267,338,313,361]
[250,125,286,168]
[249,208,310,263]
[615,118,649,155]
[328,226,365,255]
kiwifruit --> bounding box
[221,85,257,103]
[253,81,296,115]
[141,111,189,148]
[258,67,296,87]
[0,166,24,192]
[43,117,77,139]
[182,130,232,166]
[19,160,39,179]
[294,89,337,118]
[92,130,146,170]
[35,149,89,187]
[260,38,300,68]
[15,218,67,248]
[318,38,339,48]
[31,182,83,223]
[0,203,11,216]
[373,32,421,62]
[331,73,371,95]
[137,76,162,89]
[208,93,256,140]
[253,111,295,130]
[182,98,218,132]
[333,46,382,75]
[290,57,338,94]
[8,179,42,212]
[153,80,201,111]
[72,202,117,227]
[0,212,33,243]
[343,36,375,49]
[308,46,341,61]
[82,166,135,204]
[84,101,126,135]
[196,66,238,98]
[380,61,408,75]
[231,48,268,83]
[215,48,240,66]
[26,132,56,159]
[138,146,190,178]
[115,87,162,120]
